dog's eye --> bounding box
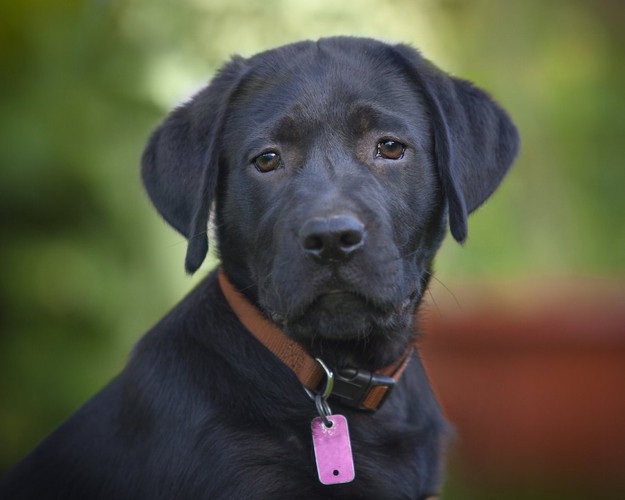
[253,152,281,173]
[376,140,406,160]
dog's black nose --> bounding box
[299,215,366,263]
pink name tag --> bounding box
[311,414,355,485]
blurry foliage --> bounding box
[0,0,623,496]
[432,0,625,279]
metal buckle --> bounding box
[329,367,395,411]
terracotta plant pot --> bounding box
[420,279,625,486]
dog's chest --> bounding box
[210,417,429,499]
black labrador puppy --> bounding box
[0,37,518,499]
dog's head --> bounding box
[142,37,518,368]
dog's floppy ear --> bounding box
[141,57,248,273]
[392,44,519,243]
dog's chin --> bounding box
[280,291,414,368]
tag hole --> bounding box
[333,470,339,476]
[324,421,333,428]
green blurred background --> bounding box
[1,0,624,498]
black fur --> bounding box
[0,37,518,499]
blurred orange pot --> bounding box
[420,279,625,484]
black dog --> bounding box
[0,37,518,499]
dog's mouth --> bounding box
[315,289,371,312]
[309,287,392,315]
[266,287,418,368]
[275,287,413,342]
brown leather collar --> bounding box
[218,271,415,411]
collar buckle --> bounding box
[329,367,395,411]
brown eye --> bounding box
[376,140,405,160]
[253,151,281,172]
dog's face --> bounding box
[217,45,445,363]
[142,38,518,368]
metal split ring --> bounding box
[304,358,334,426]
[314,394,333,428]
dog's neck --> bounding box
[218,270,416,411]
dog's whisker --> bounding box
[423,270,462,311]
[427,288,442,318]
[187,228,209,240]
[163,238,190,250]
